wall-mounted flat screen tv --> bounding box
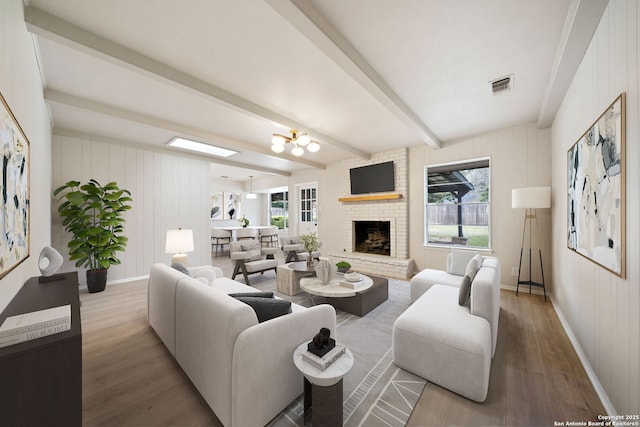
[350,161,395,194]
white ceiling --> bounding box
[24,0,607,181]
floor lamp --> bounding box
[512,187,550,301]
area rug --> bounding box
[246,274,426,427]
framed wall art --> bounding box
[0,91,30,280]
[210,192,223,220]
[223,192,241,220]
[567,93,625,277]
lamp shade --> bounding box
[165,229,194,254]
[512,187,551,209]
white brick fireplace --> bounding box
[328,148,416,279]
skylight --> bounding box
[167,137,237,157]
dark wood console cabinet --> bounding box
[0,272,82,426]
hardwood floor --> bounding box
[80,257,605,426]
[80,279,222,426]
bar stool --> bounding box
[259,226,279,247]
[236,227,257,241]
[211,228,232,257]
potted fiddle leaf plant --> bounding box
[53,179,132,293]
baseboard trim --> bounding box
[78,274,149,291]
[500,284,547,296]
[549,295,617,416]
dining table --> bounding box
[211,225,273,241]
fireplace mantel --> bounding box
[338,193,403,203]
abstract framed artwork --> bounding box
[223,192,241,220]
[567,93,625,278]
[0,91,30,280]
[210,192,223,220]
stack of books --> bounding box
[302,344,346,371]
[0,304,71,349]
[340,278,366,289]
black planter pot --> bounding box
[86,268,108,293]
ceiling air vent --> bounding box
[491,74,513,94]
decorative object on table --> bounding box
[340,273,366,289]
[37,246,64,281]
[165,228,194,266]
[336,261,351,273]
[314,259,336,285]
[512,186,551,301]
[307,327,335,357]
[0,304,71,349]
[0,91,30,280]
[53,179,132,293]
[299,232,322,268]
[301,343,346,371]
[239,215,250,227]
[568,93,626,278]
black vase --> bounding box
[86,268,108,293]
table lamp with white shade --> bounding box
[512,187,550,301]
[165,228,194,266]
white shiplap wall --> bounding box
[408,123,552,292]
[0,0,52,311]
[551,0,639,415]
[52,135,211,285]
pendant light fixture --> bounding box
[271,130,320,156]
[246,176,257,199]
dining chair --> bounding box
[259,226,279,247]
[211,228,232,257]
[236,227,257,241]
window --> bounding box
[269,191,288,230]
[425,158,490,249]
[299,187,317,223]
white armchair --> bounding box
[229,239,278,284]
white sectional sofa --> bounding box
[147,263,336,427]
[393,251,501,402]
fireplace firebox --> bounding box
[353,221,391,256]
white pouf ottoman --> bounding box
[392,284,492,402]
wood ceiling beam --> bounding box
[537,0,609,127]
[24,6,370,160]
[44,89,324,172]
[266,0,441,149]
[52,127,293,177]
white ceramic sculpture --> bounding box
[314,259,337,285]
[38,246,63,277]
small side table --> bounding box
[276,261,316,296]
[293,342,354,427]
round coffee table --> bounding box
[293,342,354,426]
[299,273,373,297]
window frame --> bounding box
[424,157,492,250]
[268,190,289,231]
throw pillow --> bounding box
[240,242,262,261]
[232,296,292,323]
[193,268,217,285]
[171,263,190,276]
[459,255,483,307]
[228,292,274,299]
[458,275,472,306]
[471,254,483,273]
[241,242,261,252]
[289,237,301,245]
[449,250,480,276]
[464,256,481,283]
